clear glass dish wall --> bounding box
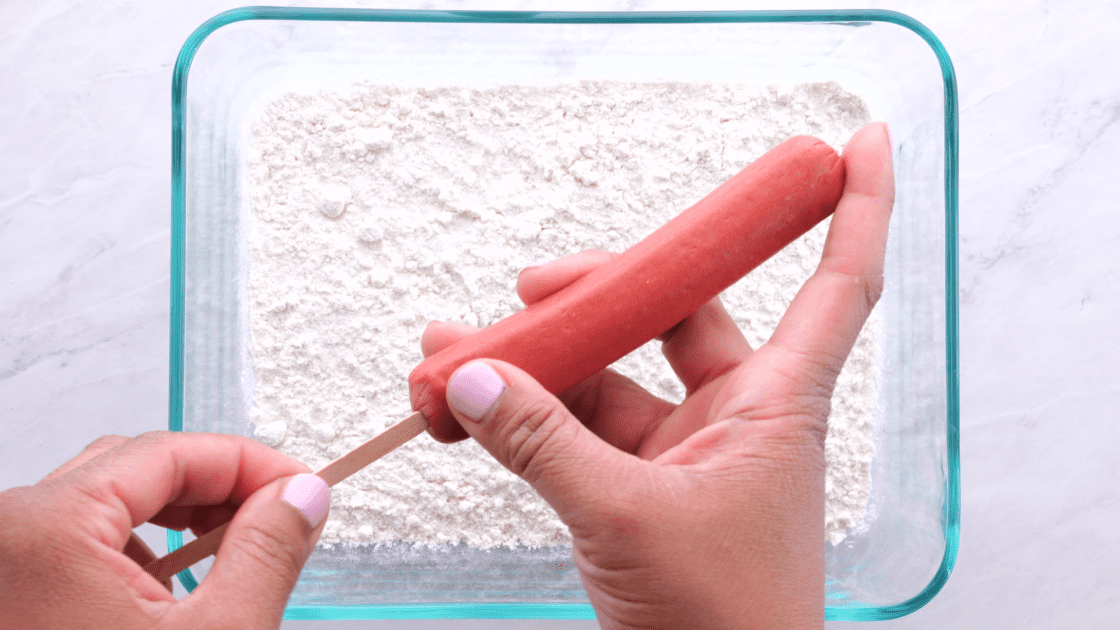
[170,9,958,621]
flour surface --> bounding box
[248,81,876,548]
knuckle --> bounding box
[231,521,305,579]
[500,399,571,482]
[829,268,883,317]
[132,430,175,449]
[862,272,884,312]
[802,356,843,397]
[772,346,841,398]
[83,434,129,452]
[770,409,831,454]
[789,402,831,447]
[136,430,173,441]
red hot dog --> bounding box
[409,135,846,443]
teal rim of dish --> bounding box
[169,7,959,622]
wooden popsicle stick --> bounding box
[125,532,174,592]
[316,411,428,486]
[144,412,428,584]
[144,522,230,585]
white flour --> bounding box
[248,81,876,548]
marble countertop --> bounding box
[2,1,1117,628]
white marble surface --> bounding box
[2,0,1118,628]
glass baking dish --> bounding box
[168,7,958,621]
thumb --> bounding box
[446,360,633,521]
[186,473,329,628]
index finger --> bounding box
[41,431,309,552]
[767,122,894,379]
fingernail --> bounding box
[282,473,330,528]
[886,123,894,154]
[447,361,507,422]
[524,259,551,270]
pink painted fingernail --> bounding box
[886,123,894,154]
[282,473,330,528]
[447,361,507,422]
[525,259,551,269]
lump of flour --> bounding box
[318,184,351,218]
[248,81,877,548]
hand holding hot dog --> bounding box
[411,134,845,443]
[420,122,894,630]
